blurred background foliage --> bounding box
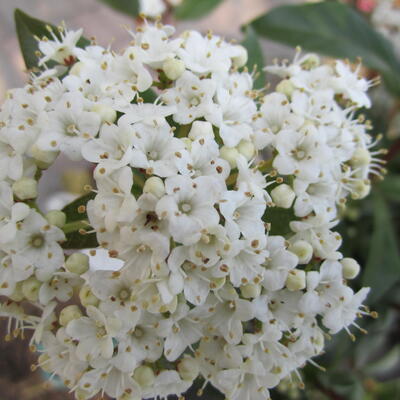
[1,0,400,399]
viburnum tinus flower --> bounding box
[0,18,384,400]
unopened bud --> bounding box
[143,176,165,198]
[46,210,66,228]
[240,283,261,299]
[220,146,240,168]
[66,253,89,275]
[22,276,41,301]
[188,121,214,140]
[79,285,99,307]
[162,58,185,80]
[12,177,38,200]
[69,61,84,77]
[231,45,248,68]
[74,388,91,400]
[59,305,82,327]
[181,137,192,150]
[276,79,295,98]
[30,144,58,168]
[133,365,155,388]
[289,240,313,264]
[341,258,360,280]
[286,269,306,291]
[350,148,371,167]
[271,184,295,209]
[9,282,24,302]
[38,353,52,373]
[351,180,371,200]
[92,103,117,124]
[301,54,320,70]
[237,140,255,161]
[178,357,200,381]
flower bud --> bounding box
[133,365,155,388]
[9,282,24,302]
[231,45,248,68]
[271,184,295,209]
[46,210,66,228]
[162,58,185,80]
[12,177,38,200]
[38,353,53,373]
[289,240,313,264]
[79,285,99,307]
[276,79,295,98]
[341,257,360,280]
[240,283,261,299]
[237,140,255,161]
[74,388,91,400]
[211,277,226,290]
[59,305,82,326]
[69,61,84,77]
[220,146,240,168]
[22,276,42,301]
[301,54,320,70]
[181,137,192,150]
[66,253,90,275]
[286,269,306,291]
[92,103,117,124]
[351,180,371,200]
[143,176,165,198]
[178,357,200,381]
[350,148,371,167]
[188,121,214,140]
[30,144,59,169]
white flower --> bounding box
[162,71,217,125]
[8,209,65,276]
[138,0,166,18]
[38,26,83,65]
[36,92,101,160]
[219,190,266,240]
[66,305,121,361]
[129,120,185,177]
[177,31,243,75]
[156,175,221,245]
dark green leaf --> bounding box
[174,0,223,20]
[62,231,98,249]
[264,207,295,236]
[241,25,265,89]
[97,0,139,17]
[362,193,400,303]
[251,2,400,96]
[14,8,90,70]
[62,192,96,223]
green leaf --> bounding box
[174,0,224,20]
[62,192,96,223]
[14,8,90,70]
[241,25,265,89]
[251,2,400,96]
[62,231,98,250]
[362,193,400,303]
[97,0,139,17]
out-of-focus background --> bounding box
[1,0,400,399]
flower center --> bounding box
[66,123,78,136]
[96,326,107,338]
[30,233,45,248]
[119,289,130,300]
[180,202,192,213]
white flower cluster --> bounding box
[372,0,400,56]
[0,22,382,400]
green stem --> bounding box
[62,220,88,234]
